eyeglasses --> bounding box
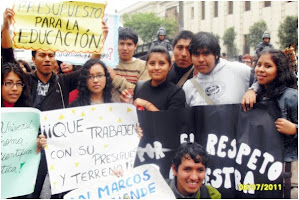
[3,82,25,88]
[88,74,105,80]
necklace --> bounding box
[91,99,103,105]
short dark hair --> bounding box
[189,32,221,64]
[146,46,171,66]
[172,142,209,171]
[172,30,194,48]
[32,50,36,58]
[118,27,138,44]
[31,50,56,58]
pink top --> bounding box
[3,101,15,107]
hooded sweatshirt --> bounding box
[183,58,251,106]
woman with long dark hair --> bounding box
[254,49,297,198]
[1,62,31,107]
[69,59,113,107]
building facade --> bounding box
[119,1,298,56]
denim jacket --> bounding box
[277,87,298,162]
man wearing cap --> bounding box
[150,27,173,53]
[255,31,274,56]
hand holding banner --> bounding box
[13,0,107,53]
[1,108,41,199]
[40,103,140,194]
[64,164,176,199]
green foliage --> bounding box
[222,27,238,58]
[247,20,268,49]
[211,33,220,44]
[278,16,298,50]
[122,12,177,43]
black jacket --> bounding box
[255,42,274,55]
[26,70,81,111]
[167,62,194,86]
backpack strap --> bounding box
[190,78,214,105]
[195,185,211,199]
[177,65,194,88]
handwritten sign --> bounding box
[1,108,41,199]
[64,164,175,199]
[100,13,119,68]
[55,13,119,67]
[40,103,140,194]
[12,0,107,53]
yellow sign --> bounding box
[12,0,107,53]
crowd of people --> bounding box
[1,6,298,199]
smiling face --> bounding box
[87,64,106,96]
[192,48,217,75]
[118,39,137,62]
[172,155,206,196]
[32,50,56,78]
[255,53,277,87]
[1,72,23,104]
[173,38,192,68]
[147,52,171,86]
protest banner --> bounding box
[55,13,119,67]
[40,103,140,194]
[64,164,175,199]
[134,101,284,198]
[12,0,106,53]
[1,108,41,199]
[100,13,119,67]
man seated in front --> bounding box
[169,142,221,199]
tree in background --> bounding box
[211,33,220,44]
[247,20,268,49]
[278,16,298,50]
[222,27,238,59]
[122,12,177,43]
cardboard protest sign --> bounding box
[64,164,175,199]
[55,13,119,67]
[1,108,41,199]
[40,103,140,194]
[12,0,106,53]
[135,102,284,198]
[99,13,119,68]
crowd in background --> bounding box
[1,6,298,199]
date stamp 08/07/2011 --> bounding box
[238,184,282,191]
